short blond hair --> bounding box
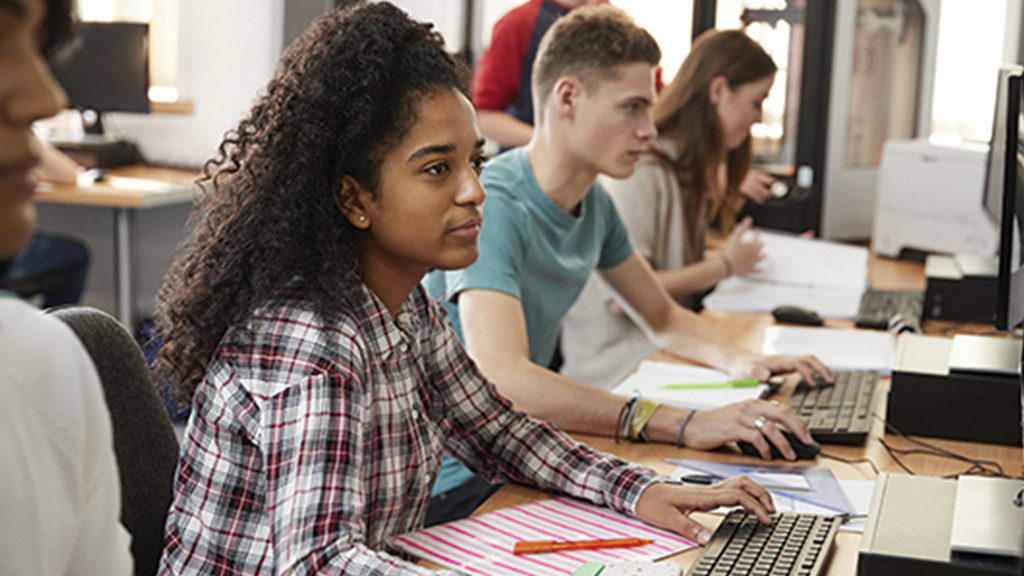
[531,5,661,119]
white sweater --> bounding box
[0,297,133,576]
[561,138,705,389]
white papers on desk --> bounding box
[609,361,770,410]
[761,326,895,375]
[702,232,869,318]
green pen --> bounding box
[659,378,762,390]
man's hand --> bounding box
[679,399,815,460]
[728,353,833,389]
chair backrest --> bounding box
[47,306,180,576]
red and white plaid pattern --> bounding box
[159,285,659,575]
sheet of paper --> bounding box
[746,472,812,492]
[390,497,696,576]
[702,231,869,318]
[702,278,864,318]
[743,232,869,291]
[609,361,770,411]
[761,326,895,374]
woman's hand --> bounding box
[679,399,814,460]
[635,477,775,544]
[719,217,763,277]
[739,170,777,204]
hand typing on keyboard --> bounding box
[635,477,776,545]
[727,353,833,389]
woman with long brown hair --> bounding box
[562,29,778,389]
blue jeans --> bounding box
[0,233,89,308]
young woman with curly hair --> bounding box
[561,30,779,390]
[155,4,775,574]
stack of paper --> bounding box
[761,325,895,374]
[390,497,695,576]
[702,232,869,318]
[609,361,771,411]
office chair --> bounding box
[46,306,179,576]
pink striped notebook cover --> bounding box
[390,496,696,576]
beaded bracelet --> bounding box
[676,409,697,448]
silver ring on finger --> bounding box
[753,416,766,430]
[770,400,779,407]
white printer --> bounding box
[871,138,998,258]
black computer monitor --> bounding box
[49,22,150,134]
[994,67,1024,331]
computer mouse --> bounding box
[771,305,823,326]
[737,429,821,460]
[87,168,111,183]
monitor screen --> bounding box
[985,66,1024,224]
[995,68,1024,331]
[49,22,150,114]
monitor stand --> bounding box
[860,473,1024,576]
[887,334,1023,446]
[48,109,143,169]
[951,476,1024,558]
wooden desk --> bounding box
[442,252,1021,575]
[32,166,199,327]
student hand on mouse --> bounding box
[719,216,764,277]
[738,169,777,204]
[678,398,814,461]
[635,476,776,544]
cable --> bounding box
[873,413,1014,479]
[818,451,880,477]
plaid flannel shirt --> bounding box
[159,284,659,575]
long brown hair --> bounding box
[651,29,776,255]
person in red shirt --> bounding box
[473,0,594,148]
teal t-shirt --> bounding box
[424,147,634,496]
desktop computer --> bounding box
[48,22,149,168]
[858,64,1024,576]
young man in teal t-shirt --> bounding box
[424,5,831,523]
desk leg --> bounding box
[113,207,137,329]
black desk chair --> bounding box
[47,306,179,576]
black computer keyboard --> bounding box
[788,370,879,444]
[854,289,924,332]
[687,510,840,576]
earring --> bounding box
[358,216,366,222]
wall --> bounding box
[38,0,284,322]
[40,0,468,325]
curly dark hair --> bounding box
[154,1,470,402]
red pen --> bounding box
[512,537,654,555]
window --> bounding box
[930,0,1009,144]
